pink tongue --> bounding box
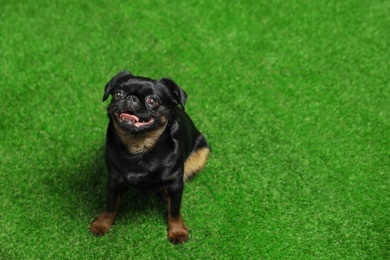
[120,113,139,122]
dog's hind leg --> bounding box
[183,146,210,181]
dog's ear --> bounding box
[159,78,187,111]
[103,71,132,102]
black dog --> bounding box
[90,71,210,244]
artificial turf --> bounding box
[0,0,389,259]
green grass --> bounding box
[1,0,389,259]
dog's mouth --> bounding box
[116,111,155,128]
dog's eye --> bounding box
[146,97,158,107]
[114,91,123,99]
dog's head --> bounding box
[103,71,187,134]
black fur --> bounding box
[90,71,210,244]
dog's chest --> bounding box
[110,150,178,192]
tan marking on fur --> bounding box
[184,147,210,181]
[168,214,188,244]
[113,116,167,154]
[90,198,121,236]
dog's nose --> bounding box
[126,95,139,103]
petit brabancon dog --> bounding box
[90,71,210,244]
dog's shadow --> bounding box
[48,144,168,231]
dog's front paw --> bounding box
[90,219,111,236]
[169,227,189,244]
[90,210,117,236]
[168,215,189,244]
